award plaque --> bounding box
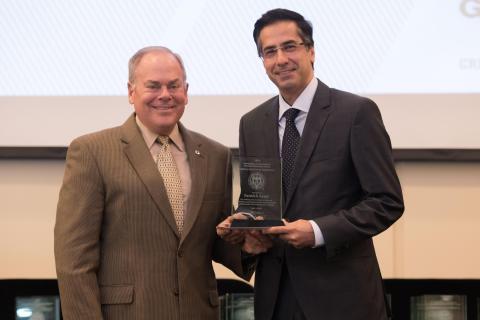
[230,156,284,229]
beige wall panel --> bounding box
[374,226,396,278]
[1,160,479,281]
[395,162,480,278]
[0,160,64,278]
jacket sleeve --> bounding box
[54,138,104,319]
[314,98,404,258]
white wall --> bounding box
[2,94,480,148]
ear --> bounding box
[184,82,189,105]
[309,47,315,66]
[127,82,134,104]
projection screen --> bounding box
[1,0,479,151]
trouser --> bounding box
[271,262,307,320]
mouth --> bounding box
[275,68,296,77]
[151,105,175,110]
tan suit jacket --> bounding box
[55,114,248,320]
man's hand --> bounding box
[263,219,315,249]
[217,214,274,254]
[216,213,247,245]
[242,230,273,254]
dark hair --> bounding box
[253,8,314,57]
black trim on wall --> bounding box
[393,149,480,162]
[0,147,67,160]
[1,147,480,161]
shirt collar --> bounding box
[278,77,318,120]
[135,115,185,152]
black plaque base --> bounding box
[230,219,284,229]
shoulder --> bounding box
[330,88,376,108]
[61,126,124,175]
[68,125,123,152]
[241,96,278,123]
[186,129,229,155]
[324,88,381,125]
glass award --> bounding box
[220,293,254,320]
[477,297,480,318]
[16,296,61,320]
[410,295,467,320]
[230,156,284,229]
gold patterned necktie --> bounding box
[156,136,184,233]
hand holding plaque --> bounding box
[230,157,284,229]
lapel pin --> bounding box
[194,149,201,156]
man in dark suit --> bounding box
[54,46,251,319]
[219,8,404,320]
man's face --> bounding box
[259,21,315,103]
[128,51,188,135]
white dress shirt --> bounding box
[278,77,325,247]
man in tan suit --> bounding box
[54,46,251,319]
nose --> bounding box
[157,86,171,100]
[275,49,289,65]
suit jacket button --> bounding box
[173,289,179,296]
[178,249,183,257]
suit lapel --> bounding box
[286,80,332,209]
[120,114,180,237]
[263,98,281,158]
[178,123,207,243]
[260,99,288,213]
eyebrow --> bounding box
[263,40,299,50]
[144,79,181,86]
[144,80,160,86]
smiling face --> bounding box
[259,20,315,104]
[128,50,188,135]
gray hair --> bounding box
[128,46,187,84]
